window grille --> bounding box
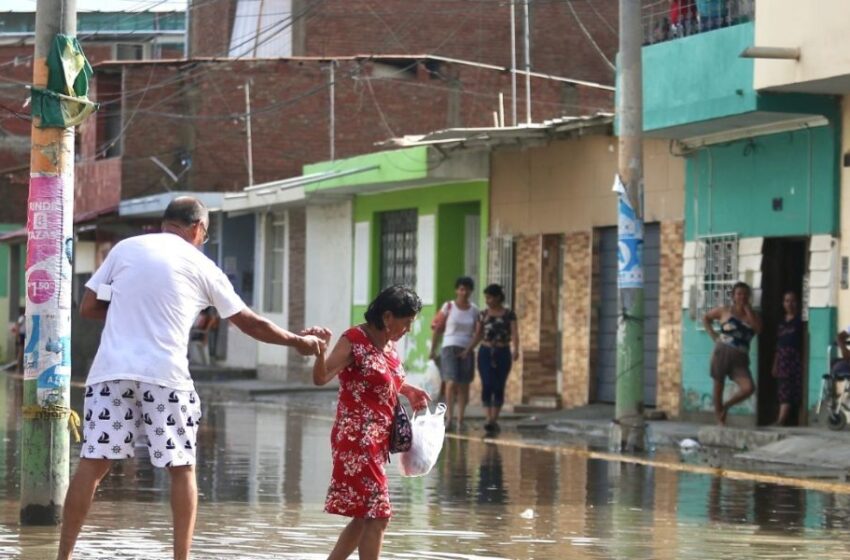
[696,233,738,322]
[487,235,515,308]
[380,209,417,290]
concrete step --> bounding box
[697,426,785,451]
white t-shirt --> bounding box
[84,233,246,391]
[441,301,479,348]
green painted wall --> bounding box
[684,125,840,241]
[353,181,488,373]
[640,23,756,132]
[436,201,481,304]
[303,147,429,192]
[0,224,20,299]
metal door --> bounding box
[595,224,659,405]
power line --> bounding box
[564,0,615,71]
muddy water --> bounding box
[1,378,850,559]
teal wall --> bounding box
[684,124,840,241]
[352,181,488,373]
[640,23,756,132]
[679,118,840,417]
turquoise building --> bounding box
[629,20,840,425]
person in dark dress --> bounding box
[772,291,804,426]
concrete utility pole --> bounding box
[21,0,77,525]
[510,0,517,126]
[614,0,646,451]
[522,0,532,124]
[244,80,254,186]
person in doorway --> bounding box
[462,283,519,435]
[313,285,430,560]
[430,276,478,429]
[57,196,328,560]
[771,291,804,426]
[703,282,762,426]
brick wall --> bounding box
[105,58,611,201]
[561,231,592,408]
[508,234,541,404]
[521,234,561,402]
[656,220,684,417]
[191,0,619,85]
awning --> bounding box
[119,191,225,218]
[222,166,379,213]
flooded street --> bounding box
[2,377,850,559]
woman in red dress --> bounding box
[313,285,430,560]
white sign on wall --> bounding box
[353,221,370,305]
[416,214,435,305]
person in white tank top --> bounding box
[430,276,478,429]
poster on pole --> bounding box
[613,175,644,289]
[24,174,73,405]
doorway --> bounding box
[757,238,807,426]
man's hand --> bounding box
[295,334,326,356]
[301,326,332,344]
[401,384,431,411]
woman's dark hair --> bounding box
[455,276,474,291]
[731,282,751,297]
[483,283,506,304]
[364,285,423,329]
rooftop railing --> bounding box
[642,0,754,45]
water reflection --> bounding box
[1,375,850,558]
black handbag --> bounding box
[389,399,413,454]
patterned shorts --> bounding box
[81,380,202,468]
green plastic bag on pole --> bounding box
[31,34,99,128]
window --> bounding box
[380,209,417,289]
[264,213,285,313]
[95,73,122,159]
[115,43,145,61]
[487,235,515,308]
[696,234,738,322]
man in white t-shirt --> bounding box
[58,197,328,560]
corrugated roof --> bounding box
[381,112,614,148]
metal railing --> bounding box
[642,0,754,45]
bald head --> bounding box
[163,196,208,227]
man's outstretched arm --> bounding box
[228,307,326,356]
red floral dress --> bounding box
[324,326,405,519]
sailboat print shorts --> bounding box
[80,380,202,468]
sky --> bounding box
[5,0,186,12]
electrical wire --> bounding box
[564,0,615,71]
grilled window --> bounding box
[379,209,417,290]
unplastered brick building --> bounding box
[77,54,614,209]
[189,0,620,86]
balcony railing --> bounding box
[642,0,754,45]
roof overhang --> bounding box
[119,191,224,218]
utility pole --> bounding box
[244,80,254,186]
[329,60,335,161]
[522,0,532,124]
[21,0,76,525]
[614,0,646,451]
[510,0,517,126]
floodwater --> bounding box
[2,377,850,559]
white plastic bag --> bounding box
[423,359,442,399]
[398,403,447,477]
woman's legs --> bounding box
[456,382,469,426]
[328,519,365,560]
[712,378,726,425]
[775,403,791,426]
[490,348,512,425]
[717,373,755,425]
[445,380,457,425]
[478,347,494,421]
[357,518,390,560]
